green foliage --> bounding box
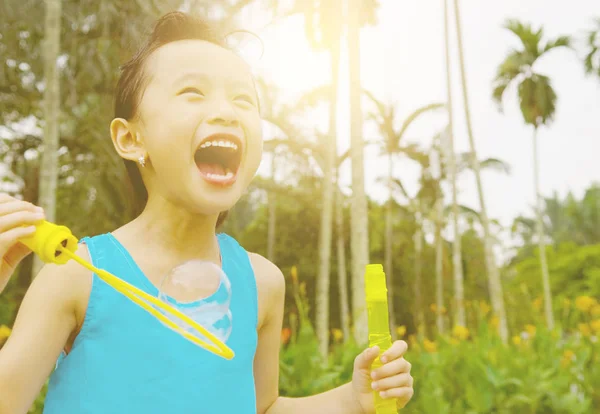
[492,19,570,127]
[280,315,599,413]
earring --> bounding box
[138,155,146,167]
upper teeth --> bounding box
[200,140,238,150]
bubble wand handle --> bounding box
[365,264,398,414]
[19,221,234,360]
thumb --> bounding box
[354,345,380,372]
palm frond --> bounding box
[444,204,481,220]
[479,158,511,175]
[504,19,543,58]
[391,177,410,200]
[583,19,600,76]
[542,35,571,53]
[396,103,445,142]
[492,50,529,108]
[518,74,556,127]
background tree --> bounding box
[492,19,570,330]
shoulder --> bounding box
[248,252,285,297]
[247,253,285,327]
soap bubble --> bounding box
[156,260,232,344]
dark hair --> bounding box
[115,11,229,228]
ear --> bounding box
[110,117,144,162]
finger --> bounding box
[354,346,380,371]
[0,193,12,203]
[0,225,37,248]
[0,200,43,216]
[379,385,414,401]
[380,340,408,363]
[372,373,412,391]
[0,211,45,233]
[372,357,411,380]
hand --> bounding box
[0,193,45,294]
[352,340,414,413]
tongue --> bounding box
[197,163,226,176]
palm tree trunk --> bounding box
[414,216,425,339]
[336,181,351,341]
[385,152,397,340]
[453,0,508,343]
[267,155,277,263]
[444,0,466,329]
[34,0,62,277]
[533,127,554,330]
[316,37,341,358]
[435,198,445,335]
[348,0,370,343]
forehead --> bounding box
[146,39,254,86]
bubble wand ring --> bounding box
[19,221,234,360]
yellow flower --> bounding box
[440,306,447,315]
[479,301,491,316]
[332,328,343,342]
[0,325,11,340]
[423,339,437,353]
[525,324,537,337]
[430,304,437,312]
[396,325,407,337]
[579,323,592,337]
[532,297,543,311]
[591,304,600,317]
[452,325,470,341]
[512,335,522,346]
[575,296,598,313]
[449,338,459,345]
[561,349,575,368]
[290,266,298,284]
[590,319,600,334]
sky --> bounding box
[1,0,598,253]
[245,0,600,242]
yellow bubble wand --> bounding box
[365,264,398,414]
[19,220,234,360]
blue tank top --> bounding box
[43,232,259,413]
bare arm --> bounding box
[0,246,90,414]
[250,254,363,414]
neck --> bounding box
[116,194,221,263]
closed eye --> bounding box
[178,87,205,96]
[235,94,256,106]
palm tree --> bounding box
[365,91,443,338]
[453,0,509,342]
[335,179,351,340]
[583,17,600,78]
[492,20,570,330]
[443,0,466,329]
[303,0,343,358]
[34,0,63,276]
[347,0,379,343]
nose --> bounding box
[206,101,240,128]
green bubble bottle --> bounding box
[365,264,397,414]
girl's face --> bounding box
[129,40,263,215]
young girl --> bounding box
[0,12,413,414]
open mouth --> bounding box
[194,134,243,185]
